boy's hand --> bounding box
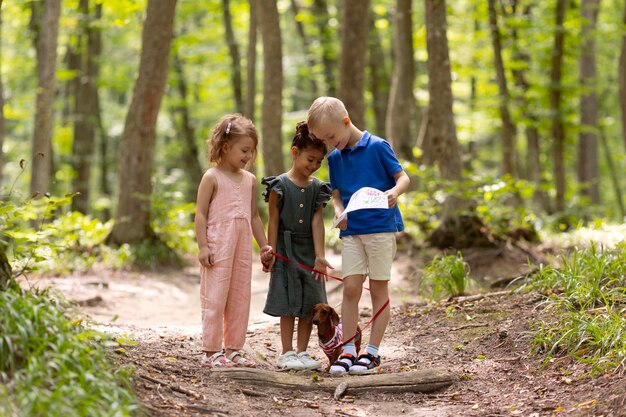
[198,246,214,267]
[334,214,347,230]
[385,190,399,208]
[313,257,334,281]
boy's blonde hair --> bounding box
[307,96,349,130]
[208,114,258,164]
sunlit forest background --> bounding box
[1,0,625,271]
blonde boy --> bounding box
[307,97,410,375]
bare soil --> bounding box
[32,246,626,417]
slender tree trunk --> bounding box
[507,2,551,213]
[368,13,390,136]
[72,0,101,214]
[0,245,11,289]
[618,2,626,151]
[550,0,569,213]
[222,0,243,113]
[30,0,61,197]
[488,0,517,178]
[424,0,494,249]
[290,0,318,107]
[386,0,416,161]
[0,7,5,190]
[245,0,257,122]
[312,0,337,97]
[108,0,177,245]
[599,126,625,218]
[258,0,284,176]
[577,0,601,204]
[172,51,204,203]
[96,97,111,221]
[339,0,370,128]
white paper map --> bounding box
[333,187,389,227]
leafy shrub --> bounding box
[420,252,476,301]
[520,244,626,373]
[0,283,141,416]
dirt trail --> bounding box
[33,251,417,331]
[30,249,626,417]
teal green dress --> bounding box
[261,174,332,318]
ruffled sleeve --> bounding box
[261,175,284,203]
[314,179,332,211]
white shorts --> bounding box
[341,233,396,281]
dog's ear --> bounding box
[330,307,340,326]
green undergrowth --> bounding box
[0,281,141,416]
[419,252,478,301]
[518,244,626,374]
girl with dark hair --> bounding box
[261,121,333,370]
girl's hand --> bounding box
[198,246,214,267]
[262,257,276,273]
[385,190,398,208]
[312,257,334,281]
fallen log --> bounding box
[212,367,453,396]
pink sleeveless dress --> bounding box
[200,168,254,352]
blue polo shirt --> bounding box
[328,131,405,237]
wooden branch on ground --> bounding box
[212,367,453,396]
[138,373,201,399]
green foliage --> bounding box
[520,244,626,373]
[0,284,141,416]
[420,252,476,301]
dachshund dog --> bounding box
[311,303,361,370]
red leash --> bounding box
[270,251,390,348]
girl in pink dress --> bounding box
[194,114,272,368]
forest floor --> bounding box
[30,240,626,417]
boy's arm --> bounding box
[312,205,333,280]
[194,171,215,266]
[331,189,347,230]
[386,170,410,208]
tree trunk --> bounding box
[386,0,416,161]
[290,0,318,107]
[172,51,204,203]
[424,0,494,249]
[258,0,284,176]
[507,2,551,213]
[577,0,601,205]
[368,13,390,136]
[0,6,5,191]
[222,0,243,114]
[550,0,569,213]
[618,3,626,151]
[339,0,369,128]
[0,244,11,289]
[245,0,257,122]
[72,0,101,214]
[96,96,111,221]
[488,0,517,178]
[108,0,177,245]
[312,0,337,97]
[29,0,61,197]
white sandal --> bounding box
[202,351,236,369]
[227,351,256,368]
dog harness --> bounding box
[319,323,343,354]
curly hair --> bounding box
[291,121,327,154]
[207,114,258,164]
